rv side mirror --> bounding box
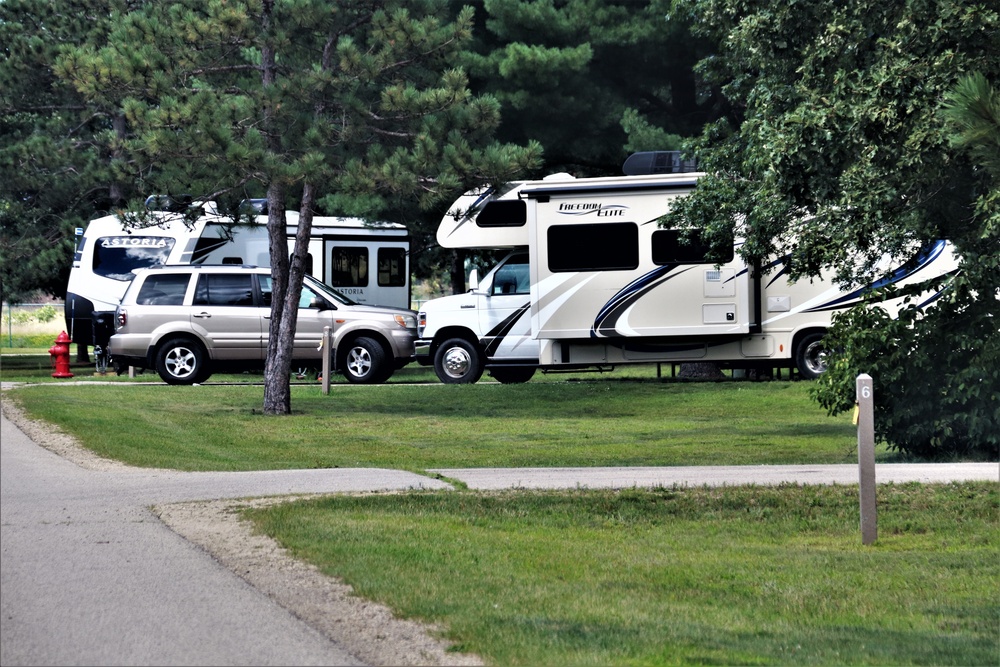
[468,268,479,291]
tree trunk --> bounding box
[262,182,291,415]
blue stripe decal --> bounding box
[804,240,949,312]
[592,265,694,337]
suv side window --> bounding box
[136,273,190,305]
[193,274,255,306]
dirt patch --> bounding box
[1,392,483,666]
[155,499,482,666]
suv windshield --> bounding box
[303,275,358,306]
[256,274,359,308]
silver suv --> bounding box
[109,265,417,384]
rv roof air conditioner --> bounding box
[622,151,699,176]
[144,194,197,212]
[239,198,268,215]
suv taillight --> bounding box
[116,309,127,328]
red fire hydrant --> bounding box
[49,331,74,379]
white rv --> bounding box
[415,170,959,383]
[65,198,410,349]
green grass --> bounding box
[246,484,999,666]
[3,372,865,471]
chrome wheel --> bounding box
[433,338,484,384]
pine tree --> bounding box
[57,0,540,413]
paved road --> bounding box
[2,408,996,666]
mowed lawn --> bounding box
[4,378,862,471]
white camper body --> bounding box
[415,172,958,383]
[66,203,410,347]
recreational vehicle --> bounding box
[414,166,959,384]
[65,198,410,351]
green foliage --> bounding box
[814,297,999,459]
[666,0,1000,458]
[0,0,126,302]
[458,0,721,175]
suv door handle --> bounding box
[193,312,212,318]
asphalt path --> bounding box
[1,407,996,666]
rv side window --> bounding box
[548,222,639,272]
[651,229,734,265]
[136,274,190,305]
[330,247,368,287]
[377,248,406,287]
[93,237,176,281]
[193,274,255,306]
[477,200,527,227]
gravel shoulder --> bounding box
[1,396,483,667]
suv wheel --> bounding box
[156,337,209,385]
[343,337,390,384]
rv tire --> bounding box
[489,367,536,384]
[794,332,829,379]
[434,338,484,384]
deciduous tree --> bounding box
[665,0,998,457]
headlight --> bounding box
[394,314,417,330]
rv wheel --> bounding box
[794,333,829,379]
[489,367,536,384]
[434,338,484,384]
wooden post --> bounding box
[321,326,331,396]
[856,374,877,545]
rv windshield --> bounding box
[93,237,175,281]
[304,275,358,306]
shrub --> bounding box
[813,297,999,460]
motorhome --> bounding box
[65,198,411,351]
[414,162,959,383]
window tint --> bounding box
[193,274,255,306]
[547,222,638,272]
[93,237,175,281]
[330,247,368,287]
[298,283,326,309]
[259,275,273,307]
[492,256,530,295]
[136,274,190,305]
[477,200,527,227]
[651,229,734,265]
[377,248,407,287]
